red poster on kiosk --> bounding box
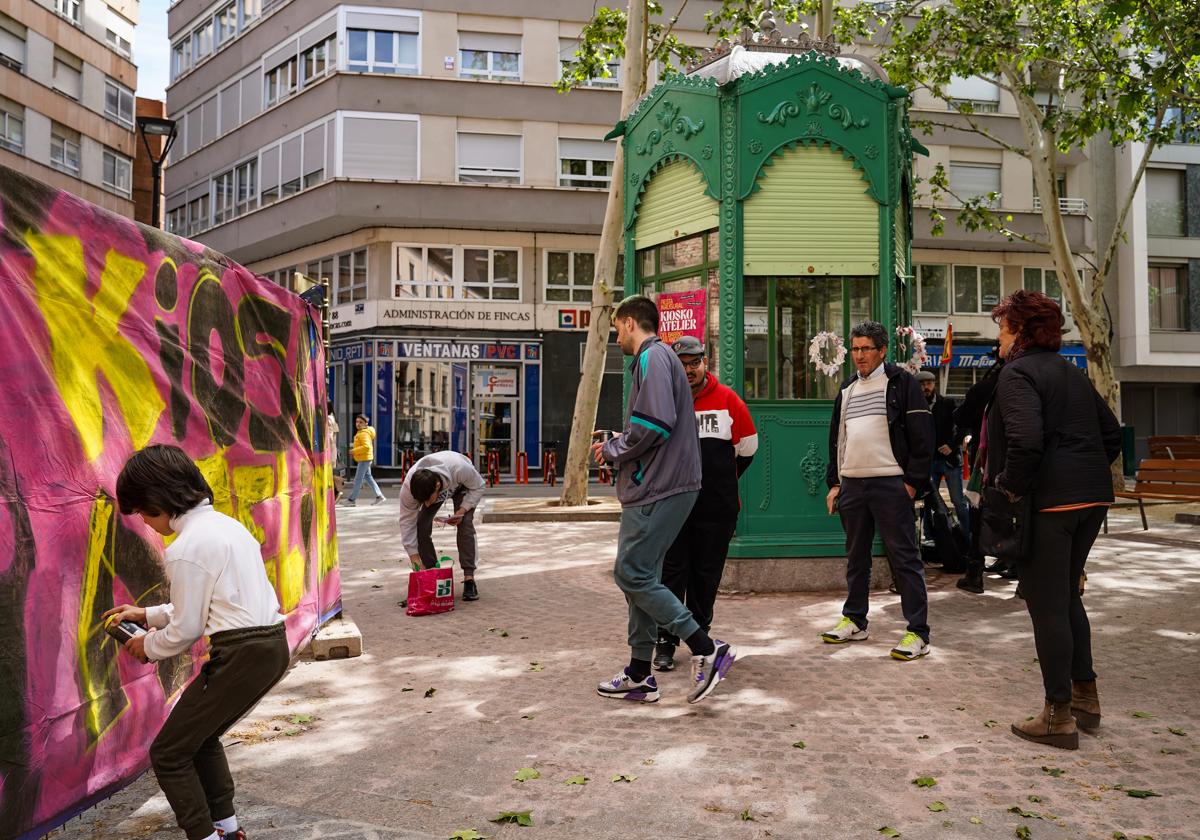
[656,289,707,346]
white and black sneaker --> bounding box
[687,640,737,704]
[597,668,660,703]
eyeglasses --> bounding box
[849,346,882,354]
[680,358,706,369]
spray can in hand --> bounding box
[104,614,147,644]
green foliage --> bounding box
[912,776,937,788]
[927,802,947,812]
[878,828,902,838]
[488,810,534,827]
[514,767,540,782]
[739,808,755,821]
[557,2,704,93]
[792,740,807,749]
[1041,766,1065,778]
[1132,710,1155,719]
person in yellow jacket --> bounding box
[343,414,385,506]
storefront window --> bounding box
[395,361,454,454]
[743,276,874,400]
[636,229,720,372]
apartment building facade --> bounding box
[162,0,689,475]
[163,0,1197,470]
[0,0,139,216]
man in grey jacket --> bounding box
[398,451,487,601]
[590,295,737,705]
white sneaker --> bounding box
[596,668,660,703]
[821,616,869,644]
[890,631,931,661]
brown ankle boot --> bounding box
[1071,680,1101,730]
[1011,702,1078,750]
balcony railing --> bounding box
[1033,196,1088,215]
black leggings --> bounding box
[1021,507,1106,703]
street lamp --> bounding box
[136,115,177,229]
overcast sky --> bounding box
[136,0,171,100]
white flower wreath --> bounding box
[895,325,929,373]
[808,331,847,377]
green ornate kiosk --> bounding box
[613,22,926,586]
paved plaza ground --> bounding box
[51,499,1200,840]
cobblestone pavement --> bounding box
[51,503,1200,840]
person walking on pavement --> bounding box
[591,295,737,704]
[985,290,1121,750]
[344,414,385,506]
[653,335,757,672]
[823,321,934,661]
[398,451,487,602]
[916,370,969,536]
[326,401,344,502]
[952,352,1005,593]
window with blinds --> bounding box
[559,138,615,188]
[343,116,418,181]
[457,133,520,184]
[945,75,1000,113]
[948,162,1001,206]
[459,32,521,80]
[0,16,25,72]
[1146,168,1185,237]
[52,49,82,100]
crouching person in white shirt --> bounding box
[103,444,289,840]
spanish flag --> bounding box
[941,323,954,365]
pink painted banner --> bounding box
[656,289,707,347]
[0,165,340,840]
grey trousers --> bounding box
[614,491,700,661]
[416,489,477,575]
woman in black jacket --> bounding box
[985,290,1121,750]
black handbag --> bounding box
[979,486,1033,560]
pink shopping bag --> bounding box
[406,566,455,616]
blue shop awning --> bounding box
[924,343,1087,370]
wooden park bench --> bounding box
[1113,458,1200,530]
[1148,435,1200,460]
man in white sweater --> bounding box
[104,445,289,840]
[397,451,487,601]
[823,322,934,661]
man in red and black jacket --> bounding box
[654,336,758,672]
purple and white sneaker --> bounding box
[596,667,660,703]
[687,640,737,704]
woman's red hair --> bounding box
[992,289,1064,355]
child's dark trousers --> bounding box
[150,623,290,840]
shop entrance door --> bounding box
[474,398,515,476]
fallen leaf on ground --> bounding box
[1015,827,1031,839]
[424,687,436,698]
[1132,711,1155,719]
[1009,806,1041,819]
[917,735,930,740]
[969,817,983,825]
[612,774,637,783]
[371,584,383,589]
[955,705,966,711]
[289,714,313,725]
[1124,789,1161,799]
[739,809,755,821]
[1168,727,1186,736]
[521,714,535,720]
[448,831,488,840]
[703,804,723,813]
[878,828,901,838]
[642,759,655,765]
[282,728,301,736]
[792,741,806,749]
[1042,766,1065,777]
[500,631,509,637]
[912,776,937,788]
[528,662,545,672]
[513,768,540,782]
[564,775,588,785]
[984,720,998,728]
[927,802,947,812]
[488,810,533,827]
[401,687,414,692]
[1028,795,1042,803]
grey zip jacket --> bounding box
[397,451,485,555]
[601,336,702,507]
